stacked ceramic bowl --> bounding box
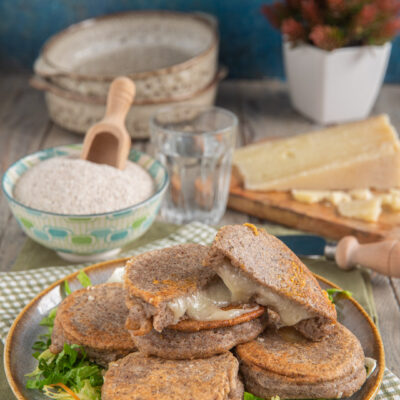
[31,11,222,138]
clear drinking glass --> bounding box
[151,105,237,224]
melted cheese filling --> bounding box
[216,260,312,326]
[107,267,125,283]
[167,260,312,325]
[167,279,256,323]
[107,266,255,323]
[110,261,312,326]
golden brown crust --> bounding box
[54,282,135,351]
[168,305,265,332]
[204,224,337,324]
[131,314,268,360]
[125,315,153,336]
[124,244,214,307]
[242,363,366,399]
[102,352,240,400]
[236,323,365,385]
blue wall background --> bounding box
[1,0,400,81]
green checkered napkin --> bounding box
[0,222,216,341]
[1,222,399,399]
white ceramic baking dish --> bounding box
[30,68,226,138]
[34,11,218,102]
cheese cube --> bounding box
[349,189,373,200]
[380,192,400,211]
[327,191,352,205]
[337,198,382,222]
[292,190,351,205]
[291,190,330,204]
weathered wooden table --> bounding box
[1,73,399,376]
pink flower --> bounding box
[309,25,344,50]
[356,4,379,27]
[261,0,400,47]
[301,0,323,25]
[376,0,400,13]
[261,2,288,29]
[282,17,306,40]
[326,0,346,12]
[380,17,400,37]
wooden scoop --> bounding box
[81,76,135,169]
[335,236,400,277]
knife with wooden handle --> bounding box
[277,235,400,278]
[335,236,400,277]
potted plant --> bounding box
[262,0,400,124]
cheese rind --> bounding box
[233,115,400,191]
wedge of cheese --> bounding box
[233,115,400,191]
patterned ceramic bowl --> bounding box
[2,144,169,262]
[30,68,226,138]
[34,11,218,102]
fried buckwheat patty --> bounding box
[50,282,136,366]
[131,309,268,359]
[124,244,215,335]
[102,351,243,400]
[236,322,366,399]
[204,224,337,341]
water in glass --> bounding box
[151,106,237,224]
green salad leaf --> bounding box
[43,379,101,400]
[31,307,58,354]
[77,270,92,288]
[325,288,352,303]
[63,270,91,298]
[26,269,101,400]
[64,280,72,296]
[244,392,267,400]
[26,343,103,399]
[244,394,283,400]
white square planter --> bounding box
[283,41,391,125]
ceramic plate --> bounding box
[5,258,385,400]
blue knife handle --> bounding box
[277,235,328,256]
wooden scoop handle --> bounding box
[80,76,135,169]
[335,236,400,277]
[104,77,136,122]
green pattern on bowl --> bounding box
[2,144,169,256]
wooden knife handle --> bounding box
[335,236,400,277]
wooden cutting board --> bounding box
[228,174,400,243]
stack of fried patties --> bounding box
[117,224,366,399]
[51,224,367,399]
[116,243,254,400]
[205,225,366,399]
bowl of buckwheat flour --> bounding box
[2,144,169,261]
